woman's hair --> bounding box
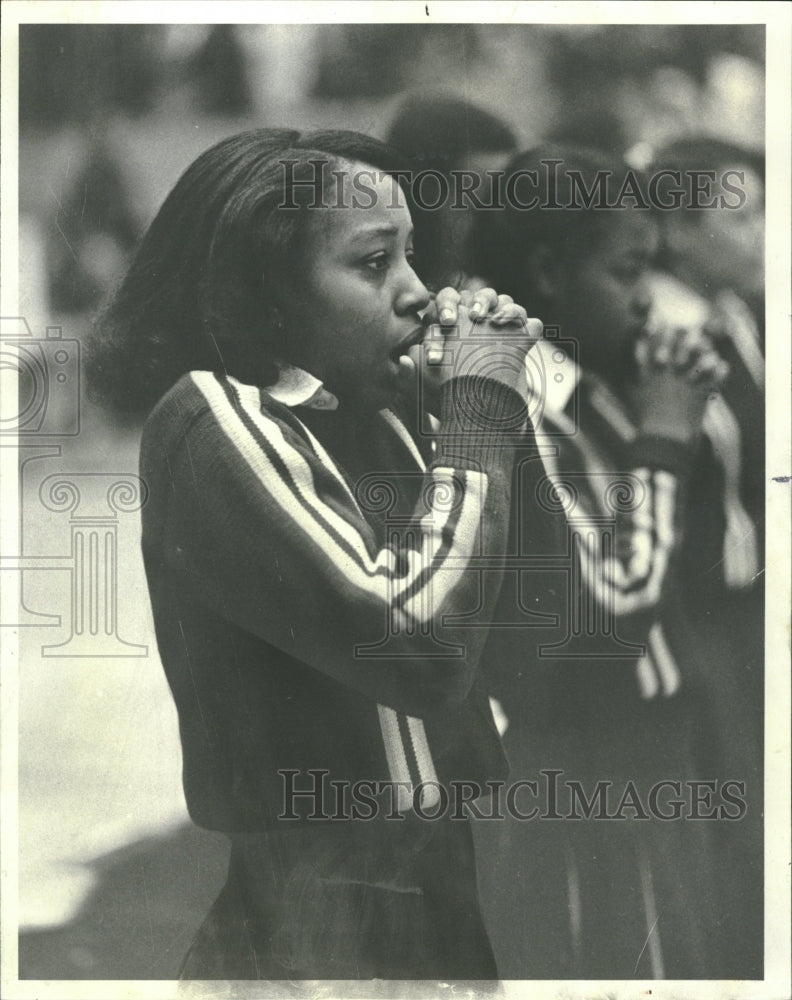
[386,94,517,176]
[386,95,517,288]
[469,144,649,302]
[650,136,764,184]
[87,128,415,418]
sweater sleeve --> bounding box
[142,371,527,718]
[529,429,697,691]
[582,433,693,621]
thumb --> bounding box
[423,324,446,365]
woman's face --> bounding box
[294,162,431,410]
[554,212,659,385]
[667,164,764,304]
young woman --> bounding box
[87,128,541,981]
[646,137,765,978]
[469,145,732,979]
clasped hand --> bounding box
[633,319,730,444]
[400,286,542,403]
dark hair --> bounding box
[648,137,765,277]
[650,136,765,184]
[386,94,517,175]
[386,95,518,288]
[86,128,414,418]
[469,144,650,301]
[544,109,630,159]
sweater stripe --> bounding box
[403,472,489,622]
[648,622,681,697]
[377,408,488,623]
[702,396,759,589]
[226,375,394,575]
[285,408,365,517]
[379,412,444,813]
[204,373,393,586]
[616,466,658,598]
[194,373,470,815]
[573,470,675,616]
[227,374,490,622]
[396,475,466,607]
[538,416,671,612]
[406,715,442,807]
[635,651,661,700]
[192,373,488,628]
[618,468,654,591]
[377,705,416,813]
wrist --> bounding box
[441,375,526,430]
[635,372,708,445]
[436,376,526,471]
[626,432,697,478]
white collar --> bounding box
[264,363,339,411]
[264,348,581,419]
[528,338,580,421]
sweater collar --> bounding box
[264,363,339,411]
[528,338,580,419]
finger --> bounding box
[651,336,671,368]
[635,335,650,371]
[491,303,528,327]
[690,353,718,380]
[489,293,515,320]
[423,324,446,365]
[459,275,489,294]
[647,324,674,368]
[672,328,704,371]
[526,317,544,341]
[434,287,462,325]
[689,351,724,384]
[468,287,499,320]
[397,352,416,383]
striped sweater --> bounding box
[483,338,759,729]
[140,368,529,830]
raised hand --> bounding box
[633,321,729,444]
[407,286,542,402]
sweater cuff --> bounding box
[435,376,527,470]
[624,433,696,478]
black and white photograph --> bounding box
[1,3,790,998]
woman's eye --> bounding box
[363,253,389,273]
[361,250,417,275]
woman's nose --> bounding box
[396,265,431,315]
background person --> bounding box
[386,94,518,289]
[644,136,766,978]
[469,145,735,978]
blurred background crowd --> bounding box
[14,21,765,982]
[19,23,764,342]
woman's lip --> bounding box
[393,326,425,357]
